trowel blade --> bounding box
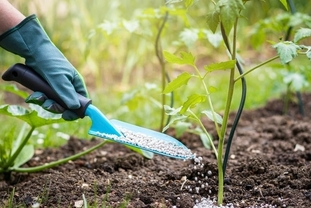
[86,105,194,160]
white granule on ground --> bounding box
[92,126,194,160]
[193,197,277,208]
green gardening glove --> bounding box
[0,14,88,120]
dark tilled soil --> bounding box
[1,94,311,207]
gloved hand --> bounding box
[0,14,88,120]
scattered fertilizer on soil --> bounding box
[92,125,195,160]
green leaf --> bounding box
[204,30,223,48]
[192,127,211,149]
[204,60,236,73]
[179,28,199,48]
[162,114,188,132]
[0,104,64,128]
[163,51,195,65]
[175,121,192,138]
[294,28,311,43]
[206,10,220,33]
[218,0,245,35]
[273,41,300,64]
[13,144,34,168]
[163,72,192,94]
[180,94,206,114]
[164,105,182,116]
[279,0,288,10]
[283,72,309,91]
[208,86,218,93]
[307,50,311,60]
[122,20,139,33]
[125,146,154,159]
[184,0,194,9]
[201,110,223,124]
[1,84,29,99]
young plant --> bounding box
[0,85,152,178]
[163,0,311,205]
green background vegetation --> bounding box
[1,0,311,148]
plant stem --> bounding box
[155,10,169,131]
[3,126,35,170]
[234,55,279,82]
[11,140,108,173]
[189,110,218,157]
[193,65,221,139]
[217,19,239,205]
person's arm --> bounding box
[0,1,89,121]
[0,0,25,34]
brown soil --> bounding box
[1,93,311,207]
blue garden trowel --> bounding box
[2,63,194,160]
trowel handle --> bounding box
[2,63,91,118]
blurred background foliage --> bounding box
[1,0,311,147]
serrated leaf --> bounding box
[163,72,192,94]
[283,72,308,91]
[204,60,236,73]
[13,144,34,168]
[0,104,64,128]
[294,28,311,43]
[180,94,206,114]
[201,110,223,124]
[273,41,300,64]
[206,10,220,33]
[163,51,195,65]
[218,0,245,35]
[279,0,288,10]
[179,28,199,48]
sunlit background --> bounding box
[1,0,311,148]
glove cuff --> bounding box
[0,14,37,41]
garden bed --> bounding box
[1,94,311,207]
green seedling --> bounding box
[163,0,311,205]
[0,86,153,178]
[250,1,311,115]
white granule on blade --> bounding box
[93,126,194,160]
